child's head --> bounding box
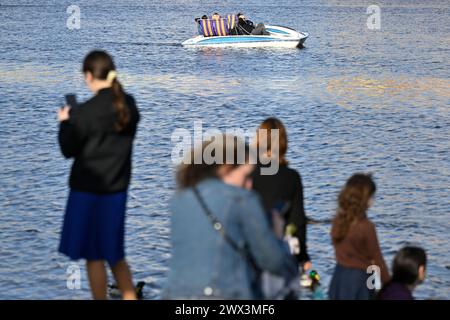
[392,246,427,287]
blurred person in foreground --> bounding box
[163,135,298,299]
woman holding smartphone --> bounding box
[57,50,140,300]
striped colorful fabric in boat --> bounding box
[198,18,231,37]
[212,18,229,36]
[199,19,214,37]
[227,14,237,30]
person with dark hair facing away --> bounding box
[329,173,390,300]
[195,15,209,34]
[194,14,208,22]
[378,246,427,300]
[236,12,269,35]
[57,50,140,300]
[163,135,298,299]
[251,118,312,272]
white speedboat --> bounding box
[182,25,309,48]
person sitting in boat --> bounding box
[194,15,208,34]
[194,15,208,23]
[199,13,236,36]
[236,12,270,35]
[197,13,231,37]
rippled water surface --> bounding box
[0,0,449,299]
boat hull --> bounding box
[182,25,308,48]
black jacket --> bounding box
[58,88,140,193]
[251,163,310,263]
[237,18,255,35]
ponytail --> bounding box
[111,77,129,132]
[82,50,130,132]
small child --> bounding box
[378,246,427,300]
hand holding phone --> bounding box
[57,106,71,122]
[65,94,78,108]
[58,94,77,122]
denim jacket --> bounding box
[163,178,298,299]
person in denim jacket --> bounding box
[163,136,298,299]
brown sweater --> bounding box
[331,218,390,284]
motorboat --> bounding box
[182,24,309,48]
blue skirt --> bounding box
[59,190,127,266]
[328,264,375,300]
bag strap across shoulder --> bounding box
[192,185,259,270]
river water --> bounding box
[0,0,449,299]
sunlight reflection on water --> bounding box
[0,0,449,300]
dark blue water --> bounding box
[0,0,449,299]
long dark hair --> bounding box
[82,50,129,132]
[332,173,377,243]
[176,135,252,189]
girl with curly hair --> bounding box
[328,173,390,300]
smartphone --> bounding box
[65,94,78,108]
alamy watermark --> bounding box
[65,5,381,32]
[367,5,381,30]
[66,5,81,30]
[366,265,382,290]
[66,262,81,290]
